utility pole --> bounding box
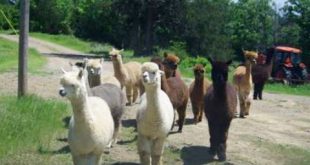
[18,0,30,98]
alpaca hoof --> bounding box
[126,102,132,106]
[177,129,182,133]
[239,115,245,118]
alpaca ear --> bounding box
[77,69,84,79]
[207,57,213,65]
[164,52,168,58]
[159,70,164,76]
[226,60,233,65]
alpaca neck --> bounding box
[193,76,204,98]
[161,74,170,93]
[213,83,228,98]
[88,74,101,88]
[245,61,253,81]
[145,87,162,116]
[112,58,128,82]
[69,92,93,126]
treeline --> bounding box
[1,0,310,62]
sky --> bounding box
[274,0,287,8]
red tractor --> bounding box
[271,46,308,84]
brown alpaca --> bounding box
[189,64,211,124]
[151,53,189,132]
[109,48,143,105]
[252,48,275,100]
[204,58,237,161]
[233,50,258,118]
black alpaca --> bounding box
[204,58,237,161]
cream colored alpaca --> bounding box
[137,62,174,165]
[233,50,258,118]
[59,68,114,165]
[85,58,121,88]
[109,48,143,105]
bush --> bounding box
[0,4,19,31]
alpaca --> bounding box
[73,60,125,146]
[204,58,237,161]
[233,50,258,118]
[109,48,144,105]
[84,58,121,88]
[252,48,275,100]
[151,53,189,132]
[136,62,174,165]
[59,68,114,165]
[189,64,211,124]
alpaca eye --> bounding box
[152,72,156,75]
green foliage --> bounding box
[0,95,69,158]
[265,83,310,96]
[0,37,46,72]
[30,0,74,34]
[179,56,212,78]
[0,3,19,31]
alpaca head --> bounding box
[59,68,87,99]
[86,58,104,76]
[162,52,180,77]
[150,56,164,71]
[243,50,258,65]
[109,47,123,62]
[208,58,232,85]
[193,64,205,79]
[141,62,163,88]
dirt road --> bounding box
[0,35,309,165]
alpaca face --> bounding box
[244,51,258,65]
[87,59,103,75]
[109,48,123,62]
[163,52,180,77]
[59,69,86,99]
[193,64,205,79]
[209,59,231,85]
[141,62,162,87]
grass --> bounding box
[0,95,70,161]
[0,37,46,73]
[264,83,310,96]
[249,136,310,165]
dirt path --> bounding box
[0,35,309,165]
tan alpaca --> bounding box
[109,48,143,105]
[85,58,121,88]
[189,64,211,124]
[233,50,258,118]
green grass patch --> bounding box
[265,83,310,96]
[0,38,46,73]
[0,95,69,159]
[249,136,310,165]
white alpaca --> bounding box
[136,62,174,165]
[85,58,121,88]
[109,48,144,105]
[59,68,114,165]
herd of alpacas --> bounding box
[58,48,259,164]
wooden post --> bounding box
[18,0,30,98]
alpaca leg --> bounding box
[88,154,101,165]
[253,83,259,100]
[192,105,199,124]
[198,106,204,122]
[138,134,151,165]
[151,138,165,165]
[239,93,246,118]
[132,86,139,104]
[112,120,121,145]
[207,120,217,158]
[177,106,186,133]
[217,121,231,161]
[125,85,133,105]
[259,83,265,100]
[245,96,251,116]
[72,154,87,165]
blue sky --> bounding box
[274,0,287,8]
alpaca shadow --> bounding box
[181,146,215,165]
[62,116,71,128]
[184,118,196,125]
[38,145,70,155]
[117,135,137,145]
[106,162,139,165]
[121,119,137,128]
